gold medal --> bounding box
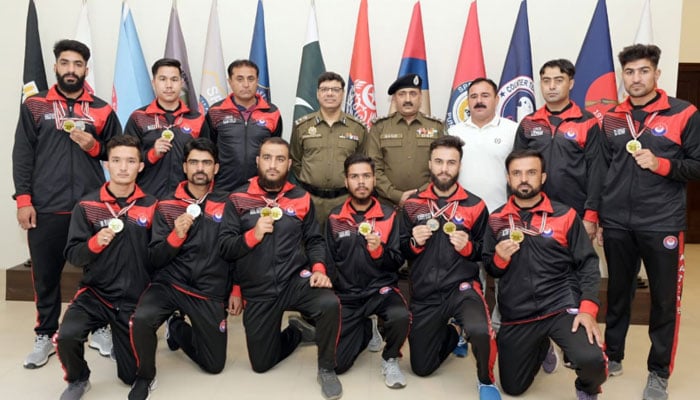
[509,229,525,243]
[108,218,124,233]
[186,204,201,218]
[260,207,272,218]
[358,221,372,236]
[443,221,457,234]
[270,206,283,221]
[426,218,440,232]
[626,139,642,154]
[161,129,175,141]
[62,119,76,132]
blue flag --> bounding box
[497,0,535,122]
[112,1,154,128]
[249,0,271,102]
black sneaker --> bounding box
[128,378,156,400]
[317,368,343,399]
[288,315,316,345]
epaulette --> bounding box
[422,113,444,123]
[371,112,395,125]
[293,113,315,127]
[344,113,368,130]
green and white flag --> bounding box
[293,0,326,121]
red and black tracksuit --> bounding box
[483,193,605,395]
[124,100,205,198]
[12,86,121,337]
[601,89,700,379]
[514,101,606,222]
[400,184,497,384]
[57,184,156,385]
[326,197,409,373]
[218,178,339,372]
[131,182,232,381]
[203,94,282,192]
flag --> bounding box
[112,0,154,128]
[250,0,271,102]
[571,0,618,123]
[165,0,197,111]
[74,0,95,94]
[618,0,654,100]
[497,0,535,122]
[345,0,376,127]
[445,0,485,128]
[293,0,326,121]
[199,0,228,113]
[22,0,47,102]
[394,1,430,115]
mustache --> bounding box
[473,103,487,109]
[402,102,413,107]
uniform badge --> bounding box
[663,235,678,250]
[541,226,554,238]
[379,286,392,295]
[137,215,149,227]
[213,213,223,223]
[300,269,312,278]
[459,282,472,291]
[181,125,193,134]
[219,319,227,333]
[285,207,297,217]
[652,124,668,136]
[564,130,577,140]
[308,126,317,135]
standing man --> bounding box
[601,44,700,400]
[291,71,368,230]
[129,138,230,400]
[203,59,282,192]
[326,153,410,388]
[124,58,206,198]
[13,39,121,369]
[514,59,607,240]
[56,135,156,400]
[401,136,501,400]
[219,137,342,400]
[367,74,444,207]
[483,149,606,400]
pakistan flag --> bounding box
[293,2,326,121]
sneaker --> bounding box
[608,360,623,376]
[128,377,157,400]
[60,379,91,400]
[452,335,468,358]
[542,342,559,374]
[367,315,383,352]
[317,368,343,400]
[643,371,668,400]
[165,313,182,351]
[88,326,112,357]
[288,315,316,345]
[576,389,598,400]
[381,358,406,389]
[477,382,502,400]
[23,334,55,369]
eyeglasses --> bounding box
[318,87,343,94]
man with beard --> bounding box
[13,39,121,369]
[482,149,605,400]
[367,74,444,207]
[400,136,501,400]
[129,138,230,400]
[219,137,342,400]
[326,153,410,388]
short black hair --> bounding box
[505,149,546,173]
[539,59,575,78]
[227,59,259,78]
[151,58,182,77]
[318,72,345,89]
[430,135,464,160]
[106,135,142,161]
[259,136,289,155]
[467,77,498,96]
[53,39,90,62]
[184,137,218,163]
[618,44,661,68]
[344,153,375,176]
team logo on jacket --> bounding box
[564,130,577,140]
[663,235,678,249]
[219,319,227,333]
[531,127,544,137]
[459,282,472,291]
[300,269,312,278]
[213,213,223,223]
[651,124,668,136]
[541,226,554,238]
[137,215,149,226]
[285,207,296,216]
[379,286,392,295]
[181,125,192,135]
[256,119,267,127]
[453,215,464,225]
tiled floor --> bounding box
[1,245,698,399]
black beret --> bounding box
[387,74,422,95]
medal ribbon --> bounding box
[104,200,137,220]
[154,114,184,130]
[429,200,459,222]
[53,100,94,130]
[625,111,658,141]
[508,213,548,237]
[183,191,210,207]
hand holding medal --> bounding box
[96,227,116,247]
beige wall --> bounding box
[680,0,700,62]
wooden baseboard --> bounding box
[5,263,83,302]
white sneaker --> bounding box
[367,315,383,352]
[89,326,113,357]
[23,334,55,369]
[381,357,406,388]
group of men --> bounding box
[12,37,698,400]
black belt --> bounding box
[298,180,348,199]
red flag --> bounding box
[345,0,376,127]
[446,1,485,128]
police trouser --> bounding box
[28,213,71,336]
[335,287,410,374]
[603,228,685,379]
[497,311,606,396]
[408,281,496,385]
[130,283,228,380]
[56,289,136,384]
[242,273,340,372]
